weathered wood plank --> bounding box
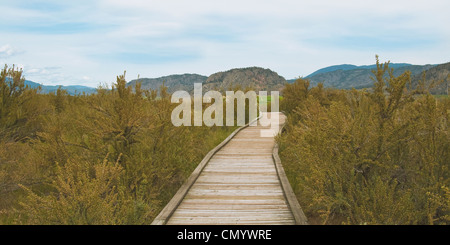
[167,219,294,225]
[180,198,289,205]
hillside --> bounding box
[306,63,412,77]
[130,67,287,95]
[411,62,450,94]
[305,64,360,77]
[306,63,412,78]
[127,74,207,94]
[295,63,436,90]
[203,67,286,92]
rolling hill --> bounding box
[291,63,438,91]
[306,63,413,77]
[411,62,450,94]
[128,67,287,95]
[203,67,286,92]
[127,74,208,94]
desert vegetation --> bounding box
[278,57,449,224]
[0,66,238,224]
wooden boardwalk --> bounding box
[152,112,308,225]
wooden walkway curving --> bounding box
[152,112,308,225]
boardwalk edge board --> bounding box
[272,121,309,225]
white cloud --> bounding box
[22,66,74,85]
[0,44,21,58]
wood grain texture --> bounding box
[152,112,308,225]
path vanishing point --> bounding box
[152,112,308,225]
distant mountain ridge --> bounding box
[20,61,449,96]
[289,63,445,92]
[305,63,413,78]
[23,80,96,95]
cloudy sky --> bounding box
[0,0,449,87]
